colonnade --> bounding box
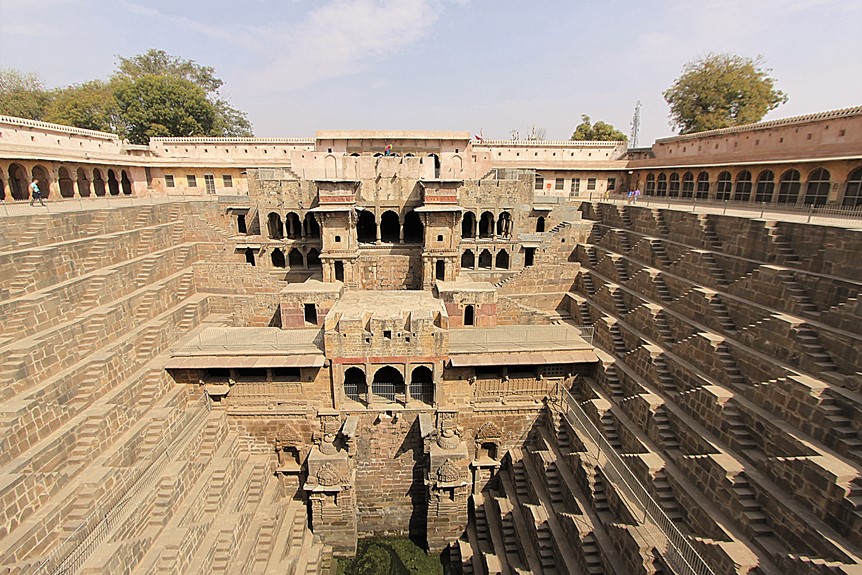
[0,161,134,200]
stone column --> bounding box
[304,437,357,557]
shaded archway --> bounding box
[303,213,321,239]
[9,163,28,200]
[479,211,494,238]
[410,366,434,405]
[403,210,423,243]
[380,210,400,243]
[435,260,445,281]
[496,211,512,237]
[107,169,120,195]
[307,248,321,268]
[464,304,475,326]
[478,249,492,269]
[93,169,106,196]
[804,168,830,206]
[495,250,510,270]
[461,249,475,269]
[778,169,801,204]
[682,172,694,198]
[58,167,74,198]
[734,170,753,201]
[285,212,302,239]
[372,366,404,403]
[357,210,377,243]
[31,165,51,198]
[76,168,91,197]
[696,172,709,199]
[716,171,732,201]
[244,248,256,266]
[344,367,367,403]
[288,248,304,267]
[461,211,476,238]
[656,173,667,196]
[755,170,775,203]
[645,173,656,195]
[121,170,132,195]
[535,216,545,233]
[669,173,680,197]
[427,154,441,178]
[844,167,862,207]
[267,212,284,239]
[271,248,286,268]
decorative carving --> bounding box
[319,433,338,455]
[476,422,502,441]
[436,459,461,483]
[316,462,342,487]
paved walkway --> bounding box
[0,195,212,217]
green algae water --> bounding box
[336,537,444,575]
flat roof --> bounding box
[330,290,445,320]
[170,327,324,358]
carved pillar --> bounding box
[425,426,470,554]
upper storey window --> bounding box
[187,175,197,188]
[165,175,175,187]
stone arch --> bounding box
[244,248,256,266]
[427,153,441,178]
[778,169,801,204]
[755,170,775,203]
[288,247,304,267]
[462,211,476,238]
[286,212,302,239]
[461,249,475,269]
[58,167,75,198]
[357,210,377,243]
[9,163,28,200]
[409,366,434,405]
[107,169,120,195]
[669,172,680,197]
[496,211,512,237]
[479,211,495,238]
[372,366,404,403]
[271,248,286,268]
[478,249,492,269]
[843,166,862,207]
[307,248,321,268]
[734,170,753,201]
[656,173,667,196]
[716,171,732,200]
[344,367,367,403]
[645,173,656,195]
[495,249,510,270]
[450,155,463,175]
[303,213,321,239]
[696,171,710,199]
[121,170,133,195]
[380,210,400,243]
[93,168,106,196]
[31,165,51,198]
[403,210,423,243]
[536,216,545,233]
[804,167,830,206]
[682,171,695,197]
[267,212,284,239]
[76,167,91,197]
[324,154,337,178]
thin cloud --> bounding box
[247,0,455,92]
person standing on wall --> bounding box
[29,178,45,206]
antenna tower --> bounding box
[630,101,641,148]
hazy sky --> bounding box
[1,0,860,144]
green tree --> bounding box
[43,80,121,133]
[571,115,627,141]
[663,53,788,134]
[114,75,216,144]
[0,68,50,120]
[114,49,252,137]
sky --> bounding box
[1,0,860,144]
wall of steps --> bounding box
[559,202,862,574]
[0,200,329,575]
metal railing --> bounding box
[37,393,211,574]
[557,387,717,575]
